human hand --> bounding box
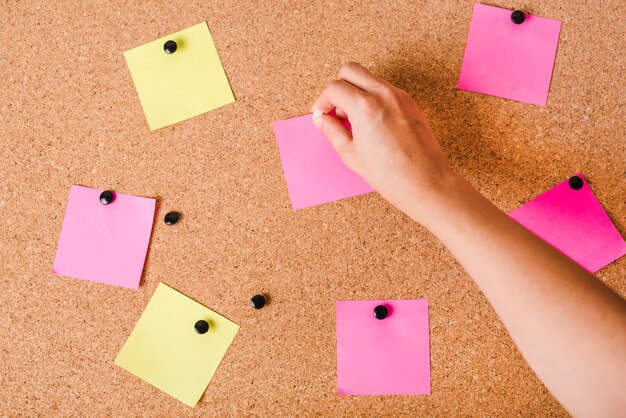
[312,62,456,224]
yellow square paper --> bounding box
[124,22,235,130]
[115,283,239,407]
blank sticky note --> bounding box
[458,3,561,106]
[510,174,626,272]
[124,22,235,130]
[336,299,431,396]
[273,115,374,210]
[52,185,155,289]
[115,283,239,407]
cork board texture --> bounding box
[1,0,624,416]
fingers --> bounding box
[333,107,348,120]
[338,62,388,92]
[313,114,353,154]
[311,63,389,121]
[312,79,366,116]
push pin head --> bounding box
[511,10,525,24]
[164,211,180,225]
[194,320,209,334]
[99,190,115,205]
[250,294,266,309]
[373,305,388,320]
[568,175,584,190]
[163,40,177,54]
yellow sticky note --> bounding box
[115,283,239,407]
[124,22,235,130]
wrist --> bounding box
[402,170,472,230]
[418,173,506,244]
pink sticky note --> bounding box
[52,185,156,289]
[273,115,374,210]
[509,174,626,272]
[336,299,431,396]
[458,3,562,106]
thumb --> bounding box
[312,112,353,154]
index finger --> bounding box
[312,79,367,116]
[339,62,390,92]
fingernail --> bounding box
[312,109,323,129]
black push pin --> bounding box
[164,211,180,225]
[99,190,115,205]
[568,175,584,190]
[373,305,388,320]
[163,40,177,54]
[250,294,266,309]
[511,10,526,24]
[194,320,209,334]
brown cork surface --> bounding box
[1,0,624,415]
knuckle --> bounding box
[378,85,395,99]
[380,86,413,108]
[333,140,349,155]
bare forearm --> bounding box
[412,175,626,416]
[311,62,626,415]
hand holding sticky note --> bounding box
[52,185,155,289]
[124,22,235,130]
[458,4,561,105]
[509,174,626,272]
[273,114,373,210]
[115,283,239,407]
[336,299,431,396]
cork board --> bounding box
[1,0,624,415]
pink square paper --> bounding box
[458,3,562,106]
[52,185,156,289]
[509,174,626,272]
[273,114,374,210]
[336,299,431,396]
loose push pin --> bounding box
[511,10,525,24]
[250,294,266,309]
[373,305,388,320]
[163,40,177,54]
[194,320,209,334]
[568,175,584,190]
[99,190,115,205]
[164,211,180,225]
